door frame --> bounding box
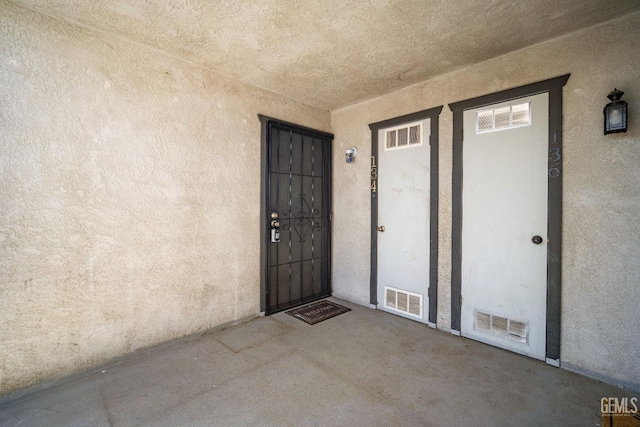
[448,74,570,364]
[258,115,334,314]
[369,106,443,327]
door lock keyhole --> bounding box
[532,235,543,244]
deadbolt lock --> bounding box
[271,212,279,219]
[377,225,385,232]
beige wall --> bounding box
[0,2,330,397]
[2,0,638,400]
[332,12,640,390]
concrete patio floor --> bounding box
[0,298,635,426]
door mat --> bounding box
[285,300,351,325]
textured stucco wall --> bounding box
[332,12,640,390]
[0,2,330,397]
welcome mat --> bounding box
[286,300,351,325]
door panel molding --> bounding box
[259,115,333,314]
[369,106,443,325]
[448,74,570,361]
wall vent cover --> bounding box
[384,286,423,319]
[384,121,423,151]
[474,310,528,343]
[476,101,531,134]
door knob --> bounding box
[532,235,543,244]
[377,226,385,232]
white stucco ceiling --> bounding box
[11,0,640,109]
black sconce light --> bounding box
[603,88,628,135]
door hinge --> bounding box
[459,294,462,306]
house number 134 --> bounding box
[371,155,377,193]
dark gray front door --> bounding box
[261,117,332,314]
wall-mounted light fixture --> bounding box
[603,88,628,135]
[345,147,358,163]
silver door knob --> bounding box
[377,226,385,232]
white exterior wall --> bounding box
[332,12,640,390]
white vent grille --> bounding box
[474,310,528,343]
[385,121,423,151]
[384,286,423,319]
[476,101,531,134]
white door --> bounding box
[377,119,430,324]
[461,93,548,360]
